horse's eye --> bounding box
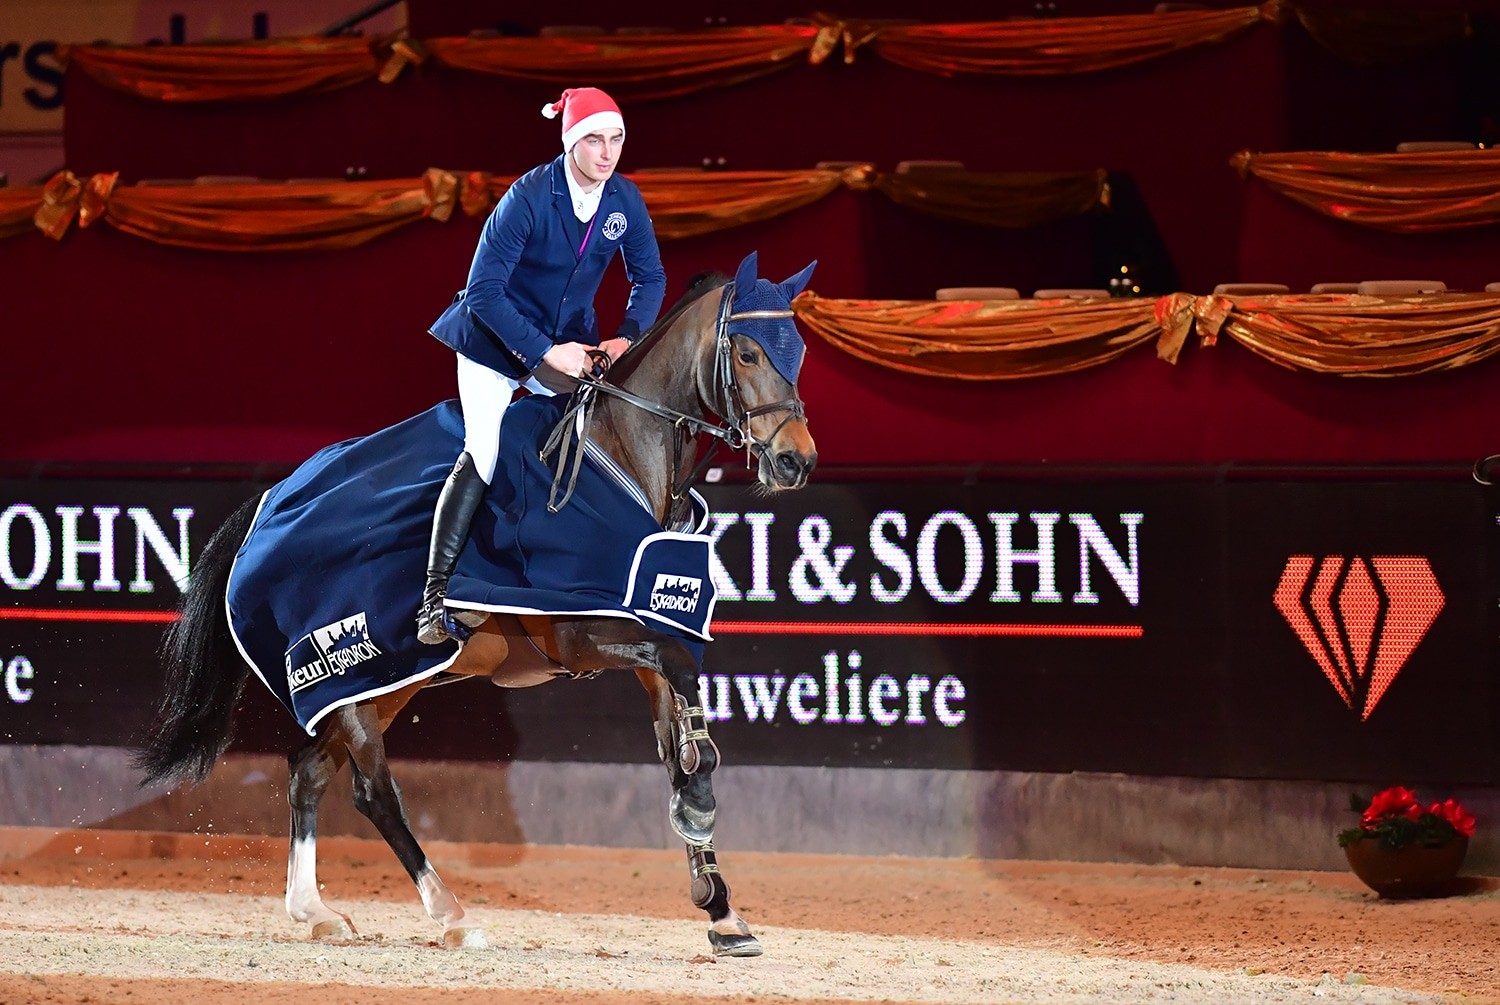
[738,350,758,365]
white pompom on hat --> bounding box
[541,87,625,151]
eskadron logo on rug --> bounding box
[650,574,702,614]
[285,611,384,693]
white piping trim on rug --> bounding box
[225,488,462,738]
[582,438,651,515]
[620,529,717,641]
[444,599,642,622]
[224,490,274,696]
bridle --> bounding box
[540,282,806,525]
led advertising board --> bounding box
[1,477,1492,783]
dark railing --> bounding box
[322,0,405,36]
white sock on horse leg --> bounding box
[710,906,752,936]
[416,863,467,928]
[285,836,346,927]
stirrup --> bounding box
[417,597,471,645]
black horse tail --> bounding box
[133,493,261,787]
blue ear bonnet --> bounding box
[728,253,817,386]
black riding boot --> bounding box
[416,451,488,644]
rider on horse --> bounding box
[420,87,667,645]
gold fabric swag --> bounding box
[11,165,1109,250]
[793,290,1500,380]
[59,5,1279,103]
[1234,149,1500,232]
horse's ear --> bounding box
[779,260,817,299]
[733,251,759,292]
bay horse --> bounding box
[132,253,818,956]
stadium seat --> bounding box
[935,287,1019,300]
[1356,280,1447,295]
[1212,283,1290,295]
[1395,141,1477,153]
[1033,288,1111,299]
[896,161,965,173]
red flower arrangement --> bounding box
[1339,786,1476,850]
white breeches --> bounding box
[456,354,554,484]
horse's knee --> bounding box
[671,696,719,777]
[685,736,718,776]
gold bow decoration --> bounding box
[421,168,458,222]
[375,30,429,84]
[34,171,83,239]
[1152,292,1199,364]
[1189,294,1237,347]
[1258,1,1287,27]
[458,171,496,218]
[804,13,886,65]
[836,163,878,191]
[34,171,119,240]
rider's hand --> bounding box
[541,342,593,379]
[599,337,632,364]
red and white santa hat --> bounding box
[541,88,625,151]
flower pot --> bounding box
[1342,837,1468,899]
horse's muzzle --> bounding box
[769,449,817,489]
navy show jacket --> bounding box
[429,155,666,379]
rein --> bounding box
[540,282,805,525]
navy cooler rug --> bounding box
[227,395,715,735]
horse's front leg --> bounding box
[632,661,717,843]
[685,839,761,956]
[633,660,759,957]
[331,701,488,949]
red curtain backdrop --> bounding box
[5,217,1498,468]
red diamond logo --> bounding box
[1272,556,1443,720]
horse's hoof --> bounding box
[709,931,762,958]
[669,791,715,844]
[311,918,356,941]
[443,927,488,950]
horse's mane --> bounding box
[607,271,729,383]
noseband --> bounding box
[540,282,806,524]
[707,285,807,443]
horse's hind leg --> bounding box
[286,734,357,940]
[336,701,488,949]
[687,840,762,957]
